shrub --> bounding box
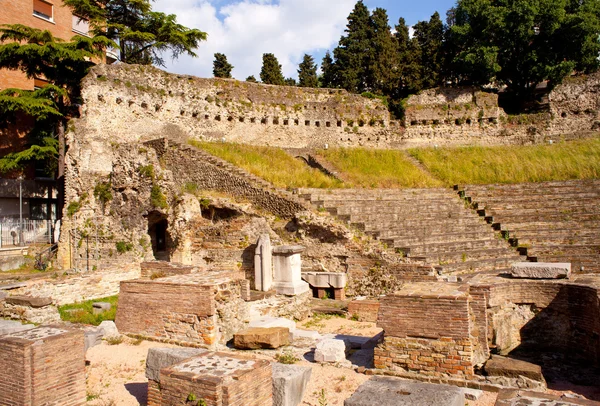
[115,241,133,254]
[138,164,155,179]
[66,201,81,217]
[151,184,168,209]
[275,350,299,364]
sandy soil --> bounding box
[83,317,590,406]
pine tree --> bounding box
[0,25,112,176]
[213,53,233,78]
[260,53,285,85]
[284,77,297,86]
[320,51,336,88]
[367,8,398,95]
[413,12,445,89]
[394,17,422,95]
[332,1,372,92]
[245,75,258,83]
[297,54,318,88]
[63,0,207,66]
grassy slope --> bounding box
[191,141,344,189]
[409,138,600,186]
[318,148,443,188]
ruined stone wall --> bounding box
[81,64,394,151]
[550,72,600,135]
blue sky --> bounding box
[153,0,457,80]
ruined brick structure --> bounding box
[0,326,85,406]
[374,275,600,380]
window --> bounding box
[33,78,50,90]
[33,0,53,22]
[72,15,90,36]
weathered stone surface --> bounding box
[84,327,104,352]
[92,302,112,315]
[484,355,544,382]
[98,320,119,338]
[233,327,290,349]
[462,388,483,401]
[314,338,349,363]
[495,389,600,406]
[6,295,52,308]
[273,245,310,296]
[0,291,7,300]
[272,363,312,406]
[249,317,296,332]
[344,376,464,406]
[301,272,347,288]
[510,262,571,279]
[145,347,205,382]
[0,319,34,336]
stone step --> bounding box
[328,205,475,216]
[383,230,499,246]
[530,255,599,272]
[462,180,600,194]
[515,235,600,246]
[475,198,600,211]
[315,199,462,209]
[426,247,521,264]
[509,227,600,239]
[498,219,600,231]
[483,206,598,216]
[374,223,496,239]
[397,238,512,256]
[485,212,600,224]
[527,244,600,256]
[345,213,486,227]
[466,189,600,200]
[435,255,525,274]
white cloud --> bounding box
[151,0,355,80]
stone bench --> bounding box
[510,262,571,279]
[301,272,347,300]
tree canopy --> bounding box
[63,0,207,66]
[213,53,233,78]
[297,54,318,88]
[260,53,285,85]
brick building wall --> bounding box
[0,0,77,90]
[347,299,380,323]
[0,326,85,406]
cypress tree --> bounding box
[245,75,258,83]
[213,53,233,78]
[297,54,318,88]
[260,53,285,85]
[413,12,445,89]
[367,8,398,95]
[320,51,336,88]
[284,77,297,86]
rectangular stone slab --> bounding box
[510,262,571,279]
[233,327,290,349]
[344,376,464,406]
[272,363,312,406]
[146,347,205,382]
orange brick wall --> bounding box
[347,299,380,322]
[0,0,77,90]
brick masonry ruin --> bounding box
[0,326,86,406]
[373,275,600,382]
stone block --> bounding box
[462,388,483,401]
[314,338,349,363]
[484,355,544,382]
[302,272,347,289]
[0,319,34,336]
[250,317,296,332]
[272,245,310,296]
[344,376,464,406]
[510,262,571,279]
[92,302,112,315]
[495,389,599,406]
[233,327,290,349]
[84,327,104,352]
[255,234,273,292]
[0,291,7,300]
[292,329,322,341]
[0,326,86,405]
[98,320,119,338]
[145,347,205,382]
[272,363,312,406]
[160,351,272,406]
[5,295,52,308]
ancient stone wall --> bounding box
[550,72,600,135]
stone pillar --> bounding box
[254,234,273,291]
[272,245,309,296]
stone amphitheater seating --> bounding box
[299,188,524,275]
[461,180,600,273]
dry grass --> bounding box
[408,137,600,186]
[318,147,443,188]
[190,141,343,189]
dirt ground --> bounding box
[84,316,595,406]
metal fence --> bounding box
[0,219,56,247]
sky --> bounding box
[152,0,456,80]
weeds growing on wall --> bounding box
[408,137,600,185]
[319,147,442,188]
[58,295,118,325]
[190,141,344,188]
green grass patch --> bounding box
[319,148,443,188]
[190,141,343,188]
[409,137,600,186]
[58,295,118,326]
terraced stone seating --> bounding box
[461,180,600,273]
[299,188,524,275]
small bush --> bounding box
[115,241,133,254]
[93,181,112,209]
[151,184,168,209]
[275,350,299,364]
[66,201,81,217]
[105,335,124,345]
[138,164,155,179]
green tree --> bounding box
[297,54,318,88]
[451,0,600,105]
[284,77,297,86]
[319,51,336,88]
[260,53,285,85]
[367,8,398,95]
[245,75,258,83]
[413,12,445,90]
[213,53,233,78]
[394,17,422,95]
[0,25,112,176]
[63,0,207,66]
[332,0,372,92]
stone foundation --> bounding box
[159,351,272,406]
[115,270,248,347]
[0,326,85,406]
